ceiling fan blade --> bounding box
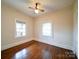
[29,7,35,10]
[39,9,44,12]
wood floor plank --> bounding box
[1,40,77,59]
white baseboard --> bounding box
[1,38,33,51]
[2,38,73,51]
[34,39,72,51]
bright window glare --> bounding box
[42,23,52,36]
[16,21,26,37]
[15,49,28,59]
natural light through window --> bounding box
[16,21,26,37]
[42,23,52,36]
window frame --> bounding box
[15,19,26,38]
[41,22,53,37]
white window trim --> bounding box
[41,22,53,37]
[15,19,26,38]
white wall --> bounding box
[73,0,78,57]
[1,4,34,50]
[34,7,73,50]
[1,2,75,51]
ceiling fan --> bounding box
[29,2,44,14]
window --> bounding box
[16,20,26,37]
[42,23,52,36]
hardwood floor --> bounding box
[1,40,77,59]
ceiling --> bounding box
[2,0,75,17]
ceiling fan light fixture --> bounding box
[29,2,44,14]
[35,9,39,14]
